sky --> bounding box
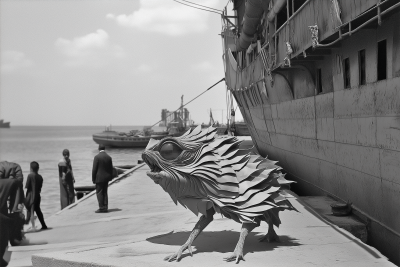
[0,0,240,126]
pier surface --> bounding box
[7,164,396,267]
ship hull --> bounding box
[0,122,10,128]
[235,75,400,263]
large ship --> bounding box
[220,0,400,264]
[0,120,10,128]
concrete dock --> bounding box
[6,164,396,267]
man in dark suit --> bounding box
[92,145,113,213]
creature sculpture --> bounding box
[142,126,296,263]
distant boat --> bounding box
[0,120,10,128]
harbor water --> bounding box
[0,126,156,218]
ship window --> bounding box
[358,49,366,85]
[316,68,322,93]
[343,57,350,88]
[377,39,387,81]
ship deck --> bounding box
[6,164,396,267]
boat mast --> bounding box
[180,95,185,129]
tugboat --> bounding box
[0,120,10,128]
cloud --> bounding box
[137,64,153,72]
[191,61,216,71]
[106,0,220,36]
[1,50,33,72]
[55,29,124,67]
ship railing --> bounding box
[270,0,400,69]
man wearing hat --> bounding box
[92,145,114,213]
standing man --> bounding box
[58,149,75,209]
[92,145,113,213]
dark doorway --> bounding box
[343,58,350,88]
[358,49,366,85]
[377,39,387,81]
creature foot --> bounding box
[164,242,194,262]
[258,231,280,243]
[224,248,244,264]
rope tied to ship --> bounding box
[259,45,274,87]
[308,25,319,49]
[283,41,293,67]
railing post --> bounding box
[274,15,277,65]
[292,0,294,15]
[349,21,352,36]
[377,0,382,26]
[287,0,290,20]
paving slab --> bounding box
[6,164,396,267]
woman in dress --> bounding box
[58,149,75,209]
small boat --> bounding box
[0,120,10,128]
[92,126,168,148]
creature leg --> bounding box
[224,222,258,263]
[164,208,215,262]
[259,214,280,243]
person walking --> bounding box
[25,161,47,231]
[58,149,75,209]
[92,145,113,213]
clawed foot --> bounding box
[258,231,280,243]
[224,249,244,264]
[164,243,193,262]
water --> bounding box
[0,126,159,218]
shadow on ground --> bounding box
[107,208,122,213]
[146,230,301,259]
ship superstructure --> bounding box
[221,0,400,263]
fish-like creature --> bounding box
[142,126,296,263]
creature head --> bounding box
[142,126,217,182]
[142,126,247,200]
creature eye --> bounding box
[159,142,183,160]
